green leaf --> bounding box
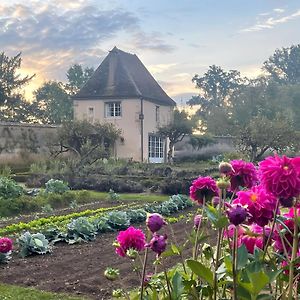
[224,255,232,273]
[205,205,228,228]
[186,259,214,287]
[257,294,273,300]
[239,270,269,296]
[171,244,181,255]
[33,238,43,248]
[171,271,184,300]
[237,244,248,270]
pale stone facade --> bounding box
[72,47,176,163]
[74,98,173,162]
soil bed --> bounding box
[0,208,197,300]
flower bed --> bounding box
[103,155,300,300]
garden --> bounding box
[0,154,299,300]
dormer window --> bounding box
[105,102,121,117]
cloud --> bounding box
[240,9,300,32]
[148,63,177,74]
[130,31,175,52]
[0,3,138,53]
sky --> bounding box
[1,0,300,104]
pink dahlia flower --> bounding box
[0,237,13,253]
[224,224,245,239]
[189,176,218,205]
[240,224,269,254]
[274,207,300,254]
[115,226,146,257]
[233,186,277,227]
[146,233,167,256]
[146,213,166,233]
[228,160,258,192]
[259,155,300,200]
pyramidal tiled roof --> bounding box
[73,47,176,106]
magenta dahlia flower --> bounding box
[259,155,300,200]
[146,213,166,233]
[224,224,245,239]
[115,226,146,257]
[189,176,218,205]
[233,186,277,227]
[240,224,269,254]
[146,234,167,256]
[0,237,13,253]
[228,160,258,192]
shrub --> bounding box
[160,178,191,195]
[0,176,23,199]
[45,179,69,194]
[0,196,41,217]
[18,232,51,257]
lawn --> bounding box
[0,283,88,300]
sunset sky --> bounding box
[1,0,300,104]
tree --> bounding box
[187,65,244,120]
[51,120,121,172]
[158,110,197,163]
[237,115,297,162]
[32,64,94,124]
[0,52,34,122]
[65,64,94,95]
[263,44,300,84]
[32,81,73,124]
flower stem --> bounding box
[140,247,149,300]
[263,198,279,260]
[213,189,225,300]
[232,226,238,300]
[287,198,298,300]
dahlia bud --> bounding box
[227,204,248,226]
[216,178,231,190]
[219,162,233,175]
[143,273,153,287]
[104,267,120,281]
[193,215,202,229]
[126,248,138,259]
[147,234,168,256]
[212,196,220,207]
[146,213,167,233]
[279,197,294,208]
[112,289,123,298]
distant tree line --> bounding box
[0,52,94,124]
[186,44,300,161]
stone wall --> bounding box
[0,122,59,162]
[174,135,236,160]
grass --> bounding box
[85,190,168,202]
[0,283,88,300]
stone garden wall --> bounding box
[0,122,59,165]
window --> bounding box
[148,135,164,159]
[105,102,121,117]
[88,107,94,123]
[155,106,160,123]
